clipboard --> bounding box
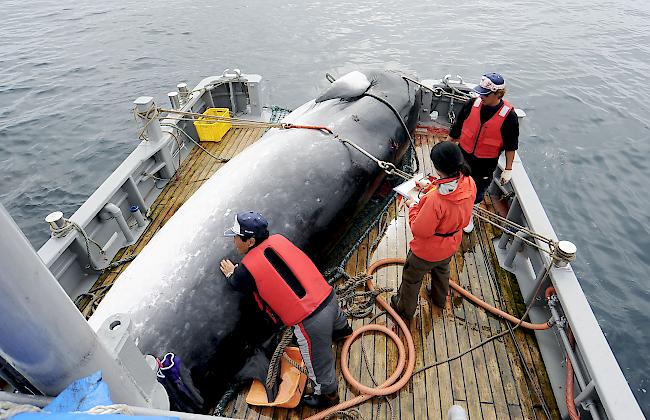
[393,174,426,204]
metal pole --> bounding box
[504,230,528,268]
[134,96,175,180]
[0,204,150,406]
[124,176,149,215]
[548,295,602,419]
[102,203,135,244]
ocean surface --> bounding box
[1,0,649,413]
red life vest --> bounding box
[459,98,513,159]
[241,234,332,326]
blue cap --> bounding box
[224,211,269,237]
[473,73,506,96]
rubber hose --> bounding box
[307,257,551,420]
[306,258,414,420]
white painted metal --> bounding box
[497,153,644,418]
[0,204,163,407]
[0,391,230,420]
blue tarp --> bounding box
[15,371,177,420]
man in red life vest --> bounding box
[447,72,519,233]
[219,211,352,408]
[390,142,476,320]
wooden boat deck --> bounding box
[78,126,559,419]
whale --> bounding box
[89,70,421,408]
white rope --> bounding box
[0,402,134,419]
[85,404,133,415]
[0,402,41,419]
[50,219,106,270]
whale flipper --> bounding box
[316,71,371,103]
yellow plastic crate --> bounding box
[193,108,232,142]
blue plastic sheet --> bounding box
[15,371,177,420]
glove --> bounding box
[500,169,512,185]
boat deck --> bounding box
[76,126,268,316]
[78,127,559,419]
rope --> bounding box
[335,273,393,318]
[473,206,557,255]
[265,328,294,389]
[50,219,107,271]
[0,402,133,419]
[212,382,242,417]
[0,402,41,419]
[322,409,365,419]
[362,92,419,174]
[160,124,229,163]
[85,405,133,415]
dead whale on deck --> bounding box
[89,70,421,409]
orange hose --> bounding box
[306,258,414,420]
[449,280,551,330]
[307,257,550,419]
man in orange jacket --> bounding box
[391,142,476,319]
[448,72,519,233]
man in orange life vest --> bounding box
[219,211,352,409]
[447,72,519,233]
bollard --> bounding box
[168,91,180,110]
[133,96,175,180]
[177,83,190,104]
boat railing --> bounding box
[491,156,643,419]
[37,72,263,299]
[416,77,642,417]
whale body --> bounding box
[89,70,420,406]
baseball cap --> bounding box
[224,211,269,237]
[473,73,506,96]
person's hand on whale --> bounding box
[220,259,236,278]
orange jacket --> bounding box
[408,175,476,262]
[459,98,513,158]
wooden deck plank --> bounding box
[446,256,468,405]
[460,237,495,407]
[469,227,513,420]
[452,249,484,420]
[370,212,390,420]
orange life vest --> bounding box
[241,234,332,326]
[459,98,513,159]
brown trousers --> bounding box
[395,251,452,318]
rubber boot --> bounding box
[463,216,474,233]
[332,323,353,342]
[302,391,340,408]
